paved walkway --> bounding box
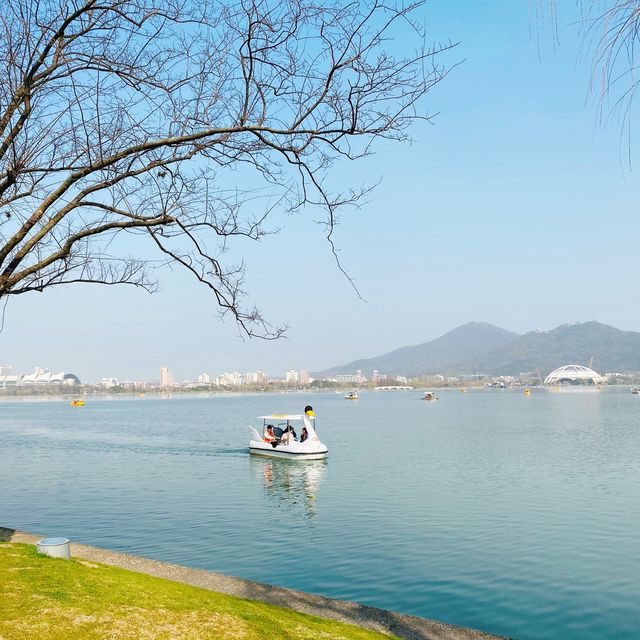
[1,526,510,640]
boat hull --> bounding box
[249,439,328,459]
[249,446,328,460]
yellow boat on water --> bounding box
[524,388,531,397]
[70,399,85,407]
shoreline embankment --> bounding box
[1,526,509,640]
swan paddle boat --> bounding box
[422,392,438,401]
[70,399,85,407]
[249,411,328,460]
[344,391,359,400]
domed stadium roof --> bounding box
[544,364,605,385]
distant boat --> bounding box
[632,387,639,395]
[524,388,531,397]
[344,391,359,400]
[422,392,438,401]
[70,399,85,407]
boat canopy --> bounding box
[257,414,306,420]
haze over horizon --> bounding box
[3,317,638,382]
[2,1,640,381]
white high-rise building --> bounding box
[160,366,172,388]
[286,369,299,384]
[299,369,310,385]
[198,373,211,384]
[218,371,243,386]
[246,371,267,385]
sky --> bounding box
[2,1,640,382]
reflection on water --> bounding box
[250,457,327,519]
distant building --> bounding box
[246,371,267,385]
[0,364,12,376]
[160,366,172,388]
[198,373,211,384]
[299,369,310,385]
[286,369,299,384]
[544,364,606,386]
[1,367,81,387]
[336,370,367,384]
[218,371,243,386]
[0,375,20,388]
[100,377,119,388]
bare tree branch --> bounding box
[541,1,640,151]
[0,0,455,337]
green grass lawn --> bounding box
[0,543,396,640]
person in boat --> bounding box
[281,425,297,445]
[300,426,309,443]
[304,405,314,417]
[263,425,277,443]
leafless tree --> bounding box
[538,2,640,127]
[580,1,640,123]
[0,0,454,337]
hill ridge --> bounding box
[315,321,640,377]
[315,322,520,377]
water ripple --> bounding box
[1,391,639,640]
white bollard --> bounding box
[36,537,71,559]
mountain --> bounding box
[316,321,640,378]
[315,322,520,377]
[474,321,640,375]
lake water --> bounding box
[1,389,638,639]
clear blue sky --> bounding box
[2,1,639,382]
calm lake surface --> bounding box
[1,390,638,639]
